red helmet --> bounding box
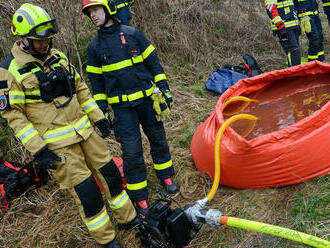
[82,0,117,19]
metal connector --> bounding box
[184,198,222,227]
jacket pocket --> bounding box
[21,74,39,90]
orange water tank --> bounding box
[191,61,330,189]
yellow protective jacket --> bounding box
[0,41,105,155]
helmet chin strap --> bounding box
[99,6,112,28]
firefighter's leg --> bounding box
[138,100,178,194]
[53,143,115,245]
[307,16,324,61]
[113,106,148,203]
[81,131,137,224]
[314,15,324,61]
[138,99,174,179]
[281,29,301,67]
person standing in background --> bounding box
[294,0,325,62]
[322,0,330,26]
[264,0,301,67]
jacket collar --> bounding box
[98,21,120,35]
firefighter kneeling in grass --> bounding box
[81,0,179,217]
[0,3,138,248]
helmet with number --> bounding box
[11,3,58,39]
[82,0,117,19]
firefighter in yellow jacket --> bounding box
[0,3,137,248]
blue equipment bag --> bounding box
[205,68,247,94]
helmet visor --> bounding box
[27,20,58,39]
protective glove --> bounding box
[34,146,61,170]
[151,87,171,122]
[95,118,111,138]
[277,27,289,43]
[300,16,311,35]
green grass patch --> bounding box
[290,175,330,238]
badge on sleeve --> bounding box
[0,94,9,111]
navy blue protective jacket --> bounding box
[115,0,132,25]
[293,0,319,16]
[265,0,299,33]
[86,21,169,112]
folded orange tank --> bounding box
[191,61,330,189]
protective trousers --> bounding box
[52,131,136,245]
[279,28,301,67]
[306,15,324,61]
[113,99,175,202]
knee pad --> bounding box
[74,176,104,218]
[121,138,142,157]
[99,160,123,196]
[310,35,322,47]
[121,139,144,164]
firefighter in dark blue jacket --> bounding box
[115,0,133,25]
[293,0,325,61]
[264,0,301,67]
[322,0,330,26]
[82,0,179,216]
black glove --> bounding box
[161,89,173,110]
[95,118,111,138]
[34,146,61,170]
[277,27,288,43]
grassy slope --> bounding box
[0,0,329,247]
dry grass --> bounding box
[0,0,329,247]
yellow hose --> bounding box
[204,110,329,247]
[223,96,259,116]
[220,216,330,248]
[206,114,259,201]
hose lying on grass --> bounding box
[185,112,329,248]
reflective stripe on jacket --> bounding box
[86,22,169,112]
[0,41,105,154]
[115,0,129,9]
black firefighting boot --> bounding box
[103,238,122,248]
[118,216,140,230]
[160,178,179,195]
[135,200,149,218]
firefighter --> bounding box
[115,0,134,25]
[0,3,138,248]
[293,0,325,62]
[81,0,179,216]
[264,0,301,67]
[322,0,330,26]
